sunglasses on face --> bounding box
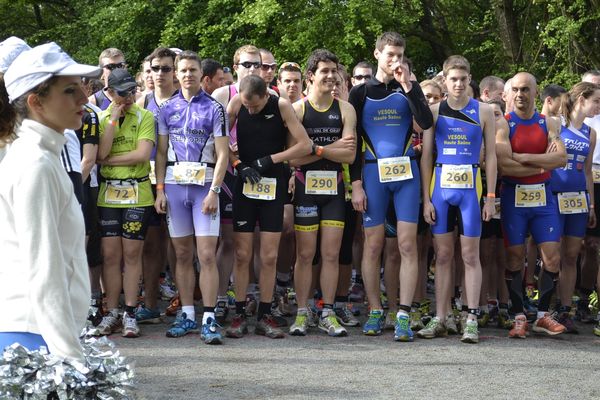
[115,86,137,97]
[353,74,372,81]
[279,61,301,73]
[103,62,127,71]
[261,63,277,72]
[151,65,173,73]
[237,61,261,69]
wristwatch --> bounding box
[210,186,221,194]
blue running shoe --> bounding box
[201,317,223,344]
[136,306,162,324]
[166,312,198,337]
[362,310,384,336]
[394,314,414,342]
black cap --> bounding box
[106,68,136,91]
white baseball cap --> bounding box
[0,36,31,74]
[4,42,101,103]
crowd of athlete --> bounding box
[67,31,600,345]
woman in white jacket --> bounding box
[0,42,100,361]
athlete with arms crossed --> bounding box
[496,72,568,338]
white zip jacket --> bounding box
[0,119,90,361]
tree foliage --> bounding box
[1,0,598,88]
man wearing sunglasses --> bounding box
[134,47,178,326]
[351,61,374,87]
[89,47,127,110]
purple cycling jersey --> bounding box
[158,89,228,184]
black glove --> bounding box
[251,155,273,173]
[235,162,262,184]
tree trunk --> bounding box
[493,0,522,65]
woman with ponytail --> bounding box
[552,81,600,332]
[0,42,100,361]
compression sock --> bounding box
[538,268,559,312]
[505,269,525,314]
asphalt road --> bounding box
[113,310,600,400]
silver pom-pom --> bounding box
[0,336,135,399]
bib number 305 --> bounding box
[558,191,588,214]
[243,177,277,200]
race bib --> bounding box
[492,198,501,220]
[557,191,588,214]
[377,156,412,183]
[243,177,277,200]
[440,164,474,189]
[305,171,337,195]
[149,160,156,185]
[105,181,139,205]
[173,162,206,185]
[515,184,546,207]
[593,165,600,184]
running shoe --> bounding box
[334,304,360,327]
[362,310,385,336]
[532,312,566,336]
[348,282,365,303]
[226,289,237,309]
[477,312,490,328]
[319,313,347,337]
[497,309,513,329]
[307,306,319,327]
[416,317,447,339]
[445,315,459,335]
[255,315,285,338]
[166,312,199,337]
[419,299,432,325]
[87,301,104,328]
[201,317,223,345]
[165,294,181,317]
[225,314,248,338]
[523,297,538,322]
[380,292,389,310]
[576,299,594,323]
[93,310,122,336]
[245,294,257,317]
[275,293,294,316]
[122,313,140,338]
[461,319,479,344]
[214,301,229,324]
[508,314,528,339]
[394,314,414,342]
[135,306,162,324]
[159,277,177,300]
[409,310,425,331]
[594,321,600,337]
[557,312,578,334]
[350,303,361,316]
[290,312,309,336]
[384,311,396,331]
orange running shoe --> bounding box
[532,312,566,335]
[508,314,528,338]
[165,294,181,316]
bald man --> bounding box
[496,72,567,338]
